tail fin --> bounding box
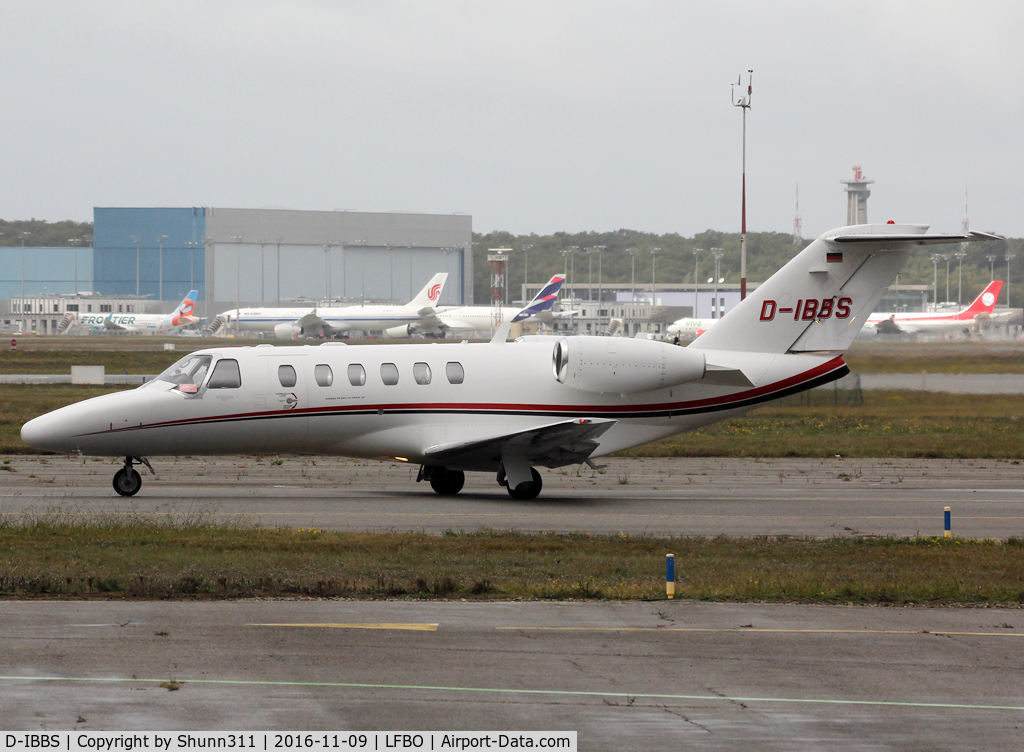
[169,290,200,327]
[406,273,448,310]
[691,225,1001,354]
[959,280,1003,318]
[512,275,566,323]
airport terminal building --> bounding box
[1,207,473,333]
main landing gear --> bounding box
[497,466,543,500]
[417,465,465,496]
[416,464,544,499]
[113,456,154,497]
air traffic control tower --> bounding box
[841,166,873,225]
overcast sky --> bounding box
[2,1,1022,237]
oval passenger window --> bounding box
[413,362,431,385]
[278,364,297,388]
[315,364,333,387]
[348,364,366,386]
[445,362,465,384]
[380,363,399,386]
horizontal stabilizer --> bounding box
[424,418,616,471]
[701,364,754,387]
[829,230,1002,248]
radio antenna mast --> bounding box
[732,70,753,299]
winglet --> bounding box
[490,321,513,343]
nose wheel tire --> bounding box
[113,468,142,497]
[429,468,465,496]
[507,468,543,500]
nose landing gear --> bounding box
[113,456,154,497]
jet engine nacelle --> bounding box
[552,336,706,394]
[385,324,414,338]
[274,323,302,339]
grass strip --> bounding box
[1,518,1023,604]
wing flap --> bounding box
[424,418,616,471]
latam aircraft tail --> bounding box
[691,224,1001,355]
[512,275,566,323]
[959,280,1003,318]
[406,273,448,311]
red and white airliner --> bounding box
[866,280,1003,335]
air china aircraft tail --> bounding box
[691,225,1002,355]
[405,273,448,310]
[959,280,1003,318]
[512,275,566,323]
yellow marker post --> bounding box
[666,554,675,599]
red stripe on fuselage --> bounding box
[80,356,847,437]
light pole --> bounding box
[943,253,950,304]
[930,253,942,308]
[1006,253,1016,308]
[955,250,967,304]
[585,247,593,303]
[987,254,996,282]
[693,247,704,317]
[566,246,577,310]
[522,243,532,303]
[156,235,167,301]
[323,242,335,302]
[628,248,636,304]
[231,235,242,336]
[711,248,724,318]
[275,238,284,306]
[131,235,142,300]
[732,70,753,300]
[595,245,605,331]
[650,247,660,305]
[68,237,82,295]
[19,231,30,333]
[185,241,198,297]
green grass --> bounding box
[619,391,1024,459]
[0,519,1022,603]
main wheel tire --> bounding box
[429,468,465,496]
[507,468,543,500]
[113,467,142,497]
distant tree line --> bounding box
[0,219,93,247]
[472,228,1024,310]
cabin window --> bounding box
[380,363,399,386]
[445,362,465,384]
[413,362,431,385]
[157,354,212,389]
[207,358,242,389]
[347,364,366,386]
[278,365,297,387]
[314,364,333,387]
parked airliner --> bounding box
[22,224,998,500]
[384,275,570,337]
[865,280,1003,335]
[71,291,200,333]
[666,316,718,339]
[209,273,447,338]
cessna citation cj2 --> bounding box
[22,223,998,500]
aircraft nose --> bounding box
[21,409,72,453]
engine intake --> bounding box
[552,336,705,394]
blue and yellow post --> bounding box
[666,554,675,599]
[944,506,951,539]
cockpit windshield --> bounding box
[157,354,213,389]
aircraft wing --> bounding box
[102,318,127,331]
[873,316,905,334]
[424,417,616,470]
[295,310,330,331]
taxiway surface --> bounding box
[1,599,1023,748]
[2,455,1024,538]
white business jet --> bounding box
[385,275,571,337]
[72,291,200,333]
[22,224,998,500]
[210,273,447,338]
